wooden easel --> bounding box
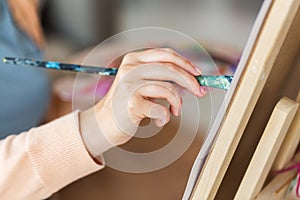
[234,97,299,199]
[190,0,300,199]
[257,93,300,199]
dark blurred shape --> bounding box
[41,0,118,49]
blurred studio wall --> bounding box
[41,0,263,58]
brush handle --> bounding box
[3,57,233,90]
[3,57,118,76]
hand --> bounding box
[79,48,206,159]
[8,0,45,48]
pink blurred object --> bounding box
[81,76,114,99]
[274,162,300,199]
[53,76,114,106]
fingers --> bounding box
[116,48,207,129]
[131,96,170,128]
[119,48,206,97]
[118,62,205,97]
[122,48,201,76]
[136,82,182,116]
[128,81,184,127]
[151,104,170,128]
[138,63,205,97]
[161,48,202,74]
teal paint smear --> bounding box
[195,75,233,90]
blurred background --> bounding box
[41,0,263,60]
[38,0,264,199]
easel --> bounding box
[257,93,300,199]
[190,0,300,199]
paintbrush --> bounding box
[2,57,233,90]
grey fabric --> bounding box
[0,0,50,138]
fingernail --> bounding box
[200,87,207,95]
[195,86,202,96]
[174,110,179,117]
[161,118,166,126]
[178,108,182,116]
[157,118,166,127]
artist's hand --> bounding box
[8,0,45,48]
[79,48,206,159]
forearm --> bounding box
[0,111,103,199]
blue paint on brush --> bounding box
[3,57,118,76]
[3,57,233,90]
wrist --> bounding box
[93,98,136,146]
[78,107,115,160]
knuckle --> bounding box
[184,59,192,67]
[127,102,135,114]
[121,55,130,64]
[141,84,152,94]
[163,83,177,95]
[118,81,132,93]
[118,64,132,76]
[146,48,156,53]
[165,63,178,72]
[122,52,136,64]
[169,93,180,106]
[166,52,177,60]
[162,48,174,52]
[158,49,176,60]
[163,107,169,118]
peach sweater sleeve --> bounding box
[0,111,104,200]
